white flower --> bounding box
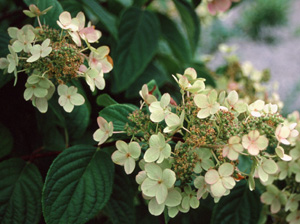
[139,84,157,105]
[93,116,113,145]
[27,39,52,63]
[57,84,85,112]
[248,100,265,117]
[144,133,171,163]
[149,93,171,122]
[194,90,220,119]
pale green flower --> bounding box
[261,184,287,214]
[205,163,236,197]
[225,90,247,114]
[111,140,141,174]
[144,132,171,163]
[223,136,243,160]
[286,210,300,224]
[163,111,184,133]
[27,39,52,63]
[181,185,199,210]
[31,83,55,113]
[93,116,113,145]
[263,103,278,114]
[194,89,220,119]
[6,46,19,74]
[248,100,265,117]
[23,4,52,17]
[58,84,85,112]
[78,64,105,92]
[139,84,157,105]
[290,161,300,182]
[141,163,176,204]
[277,161,292,180]
[149,93,171,122]
[12,28,35,53]
[194,176,210,200]
[285,194,300,212]
[0,58,9,69]
[255,158,278,183]
[148,188,182,216]
[275,123,299,145]
[275,146,292,161]
[24,75,53,100]
[194,148,214,173]
[242,130,268,156]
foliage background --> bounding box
[0,0,298,223]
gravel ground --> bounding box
[208,0,300,113]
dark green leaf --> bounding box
[0,123,13,159]
[173,0,200,55]
[211,180,262,224]
[105,167,135,224]
[156,53,181,76]
[0,158,43,224]
[157,13,191,64]
[60,0,83,16]
[133,0,148,7]
[112,7,160,93]
[24,0,63,29]
[238,154,253,175]
[42,145,114,224]
[124,62,167,99]
[96,93,118,107]
[82,0,118,39]
[99,104,138,131]
[65,103,90,140]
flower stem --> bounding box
[37,16,43,31]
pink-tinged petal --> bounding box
[207,2,217,15]
[290,129,299,138]
[256,136,268,151]
[289,123,297,130]
[205,169,219,185]
[76,11,85,30]
[223,146,229,157]
[69,31,82,46]
[58,11,72,28]
[97,116,107,129]
[270,199,281,214]
[111,150,126,165]
[215,0,231,12]
[78,64,87,73]
[124,157,136,174]
[280,139,291,145]
[247,143,259,155]
[251,111,262,117]
[58,95,68,107]
[116,140,128,153]
[210,179,226,197]
[249,130,260,141]
[242,135,251,149]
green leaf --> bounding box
[82,0,118,40]
[112,7,160,93]
[96,93,118,107]
[238,154,253,175]
[211,180,262,224]
[124,62,166,99]
[0,158,43,224]
[0,123,13,159]
[99,104,138,131]
[24,0,63,29]
[191,62,216,87]
[157,13,191,64]
[173,0,200,55]
[42,145,114,224]
[105,167,135,224]
[65,103,90,140]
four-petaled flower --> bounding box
[194,89,220,119]
[79,64,105,92]
[194,176,210,200]
[242,130,268,155]
[223,136,243,160]
[225,90,247,114]
[285,194,300,212]
[139,84,157,105]
[57,84,85,112]
[149,93,171,122]
[181,185,199,211]
[144,132,171,163]
[12,28,35,53]
[93,116,113,145]
[261,184,287,214]
[88,46,113,73]
[248,100,265,117]
[205,163,236,197]
[275,123,299,145]
[194,148,214,173]
[111,140,141,174]
[286,210,300,224]
[255,158,278,183]
[27,39,52,62]
[141,163,176,204]
[163,111,185,133]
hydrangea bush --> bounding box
[0,1,299,224]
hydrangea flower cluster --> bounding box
[0,5,113,113]
[93,67,300,221]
